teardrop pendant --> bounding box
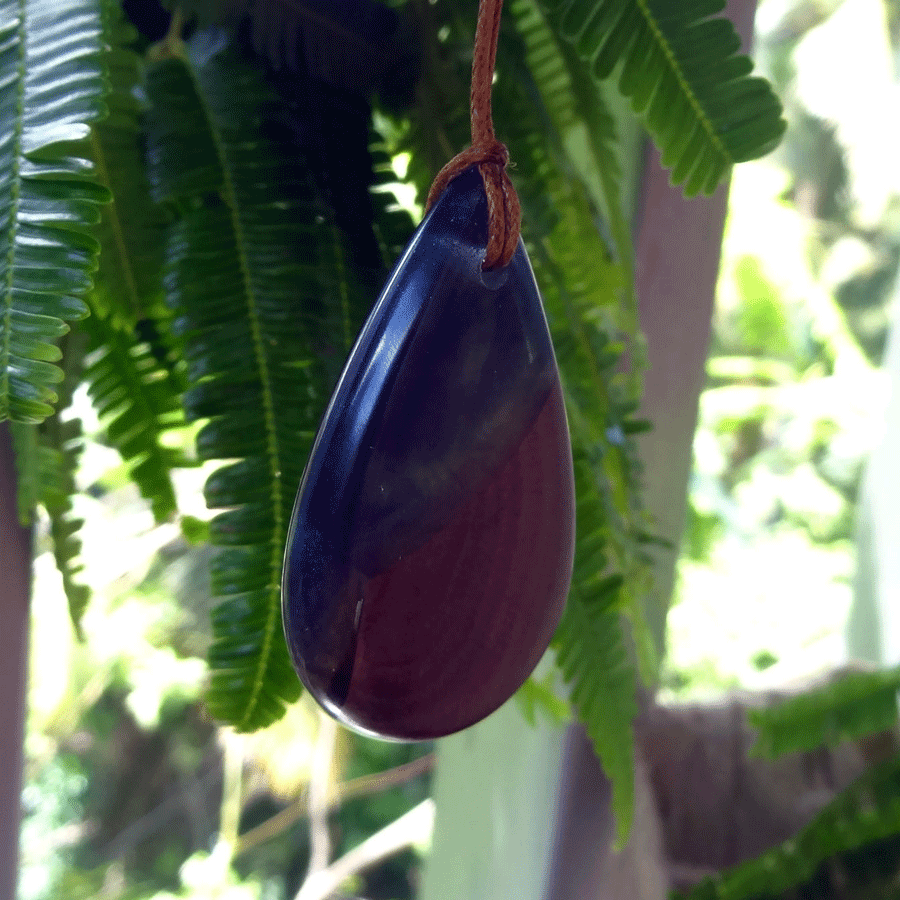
[282,166,575,740]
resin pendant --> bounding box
[282,166,575,740]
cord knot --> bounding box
[425,139,521,271]
[424,0,521,271]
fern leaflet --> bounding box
[10,330,90,628]
[749,666,900,760]
[0,0,110,423]
[145,34,365,730]
[82,303,184,523]
[89,1,167,324]
[539,0,786,194]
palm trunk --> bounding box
[0,422,31,900]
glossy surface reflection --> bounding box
[283,166,575,740]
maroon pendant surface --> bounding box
[282,166,575,740]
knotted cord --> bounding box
[425,0,521,270]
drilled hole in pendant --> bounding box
[479,265,508,290]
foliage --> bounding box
[19,755,88,900]
[81,304,184,525]
[537,0,785,195]
[143,40,321,731]
[3,0,785,866]
[0,0,110,422]
[749,666,900,760]
[11,329,92,630]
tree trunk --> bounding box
[849,271,900,665]
[637,683,887,891]
[0,423,32,900]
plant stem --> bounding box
[0,422,32,900]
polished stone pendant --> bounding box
[282,166,575,740]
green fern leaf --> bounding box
[749,666,900,760]
[42,418,90,632]
[368,136,416,270]
[511,0,635,283]
[0,0,111,423]
[82,303,184,522]
[89,3,167,323]
[11,330,90,628]
[145,36,367,730]
[554,459,638,847]
[539,0,786,194]
[396,7,472,200]
[41,330,90,630]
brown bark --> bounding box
[0,422,32,900]
[638,682,894,892]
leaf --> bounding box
[81,302,184,523]
[367,135,416,271]
[511,0,634,279]
[178,0,415,102]
[749,666,900,760]
[144,34,369,730]
[11,330,91,629]
[42,418,91,633]
[89,2,167,323]
[538,0,786,195]
[553,454,639,848]
[517,670,571,727]
[0,0,110,423]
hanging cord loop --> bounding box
[425,0,521,270]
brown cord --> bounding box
[425,0,521,270]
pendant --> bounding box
[282,166,575,740]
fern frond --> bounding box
[145,35,366,730]
[82,303,184,522]
[179,0,406,94]
[678,752,900,900]
[42,415,90,632]
[511,0,635,281]
[539,0,786,194]
[0,0,110,423]
[397,4,472,195]
[367,137,416,271]
[43,330,90,630]
[749,666,900,760]
[89,2,166,323]
[554,454,638,846]
[11,330,90,628]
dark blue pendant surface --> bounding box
[282,166,575,740]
